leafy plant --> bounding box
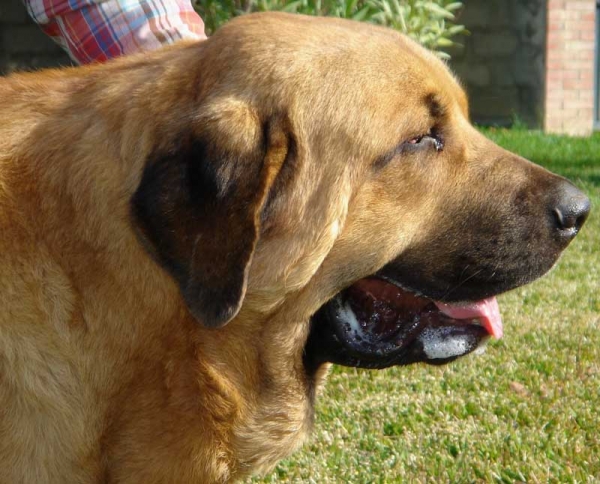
[194,0,466,57]
[368,0,465,57]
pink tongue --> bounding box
[434,297,503,339]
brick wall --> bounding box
[544,0,596,136]
[0,0,72,75]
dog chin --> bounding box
[303,276,501,373]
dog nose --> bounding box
[552,182,590,237]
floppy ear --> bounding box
[131,102,289,328]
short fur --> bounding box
[0,13,584,483]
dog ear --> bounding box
[131,103,289,328]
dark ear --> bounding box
[131,106,289,328]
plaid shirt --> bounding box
[24,0,207,64]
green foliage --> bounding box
[194,0,466,56]
[367,0,465,57]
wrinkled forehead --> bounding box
[316,29,470,122]
[206,13,469,137]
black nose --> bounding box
[552,182,591,237]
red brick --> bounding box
[545,99,564,110]
[546,49,593,61]
[566,110,594,118]
[561,111,581,120]
[548,9,567,21]
[561,90,583,101]
[564,60,594,71]
[547,60,565,70]
[563,120,593,131]
[570,49,595,60]
[582,12,595,21]
[547,39,564,51]
[549,69,580,80]
[546,92,566,103]
[547,79,565,91]
[545,121,565,134]
[563,78,594,90]
[546,89,566,101]
[544,113,562,122]
[561,117,594,132]
[564,100,594,109]
[565,57,593,65]
[556,30,580,41]
[563,40,595,51]
[548,20,565,31]
[580,30,596,41]
[546,49,570,60]
[564,20,596,31]
[563,10,588,20]
[568,1,595,11]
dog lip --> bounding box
[303,276,498,372]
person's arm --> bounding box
[23,0,207,64]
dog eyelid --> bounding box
[405,129,444,152]
[373,129,444,170]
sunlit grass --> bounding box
[251,129,599,483]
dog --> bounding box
[0,12,590,483]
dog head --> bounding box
[131,13,589,372]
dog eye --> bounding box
[406,130,444,152]
[374,129,445,170]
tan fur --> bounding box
[0,12,568,484]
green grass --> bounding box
[250,129,600,483]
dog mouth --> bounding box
[304,277,503,371]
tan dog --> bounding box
[0,12,589,483]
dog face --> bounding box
[132,13,589,375]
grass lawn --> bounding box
[250,130,600,483]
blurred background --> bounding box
[0,0,596,135]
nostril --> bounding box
[554,207,579,231]
[553,188,591,235]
